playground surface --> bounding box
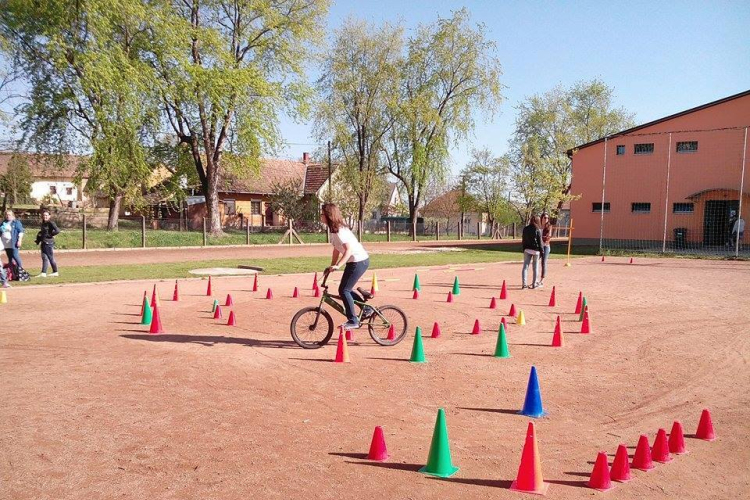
[1,257,749,499]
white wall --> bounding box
[31,180,79,203]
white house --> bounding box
[0,152,88,207]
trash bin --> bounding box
[673,227,688,249]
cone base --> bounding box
[510,480,549,496]
[632,464,655,472]
[586,481,614,492]
[696,435,716,442]
[368,453,389,462]
[653,456,673,464]
[493,353,511,359]
[410,359,427,364]
[419,464,459,478]
[611,475,632,483]
[518,409,547,418]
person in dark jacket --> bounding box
[521,215,543,289]
[35,209,60,277]
[539,212,552,286]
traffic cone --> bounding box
[139,290,147,317]
[580,308,591,334]
[431,322,441,339]
[211,299,218,313]
[225,294,233,306]
[149,302,164,334]
[173,281,179,301]
[520,366,545,418]
[501,316,509,331]
[371,273,379,293]
[0,290,6,304]
[410,327,426,363]
[314,286,321,298]
[652,428,672,463]
[413,273,421,291]
[334,329,350,363]
[579,297,588,321]
[151,284,158,307]
[419,408,459,478]
[252,273,258,292]
[292,287,299,298]
[140,296,152,325]
[452,276,460,295]
[213,305,222,319]
[206,276,212,296]
[631,435,654,471]
[489,296,497,309]
[601,255,605,262]
[629,257,634,264]
[610,444,632,482]
[446,291,453,303]
[548,286,556,307]
[312,271,318,290]
[574,291,583,314]
[345,329,353,341]
[500,279,508,300]
[368,426,389,461]
[386,324,396,341]
[508,303,517,317]
[494,323,510,358]
[587,451,614,491]
[695,409,715,441]
[412,289,420,300]
[227,310,236,326]
[509,422,548,495]
[266,288,273,299]
[471,319,481,335]
[516,310,526,325]
[669,421,687,454]
[551,316,563,347]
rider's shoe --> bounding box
[341,319,362,330]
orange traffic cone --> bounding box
[149,302,164,334]
[509,422,548,495]
[173,281,180,301]
[227,310,236,326]
[206,276,213,296]
[334,329,350,363]
[587,451,614,491]
[695,409,715,441]
[548,286,556,307]
[580,308,591,334]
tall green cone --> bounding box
[452,276,460,295]
[141,297,152,325]
[212,299,219,313]
[579,297,588,321]
[410,326,426,363]
[413,273,421,291]
[494,322,510,358]
[419,408,459,477]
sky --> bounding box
[1,0,749,177]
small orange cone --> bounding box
[225,294,233,306]
[227,310,236,326]
[500,279,508,300]
[509,422,548,495]
[446,291,453,303]
[292,287,299,298]
[471,319,481,335]
[334,329,350,363]
[651,428,672,463]
[149,302,164,334]
[580,308,591,334]
[551,317,563,347]
[508,303,517,317]
[207,276,213,296]
[668,421,687,454]
[173,281,180,301]
[610,444,632,482]
[431,322,441,338]
[252,274,258,292]
[386,324,396,340]
[587,451,614,491]
[213,304,223,319]
[266,288,273,300]
[413,289,420,300]
[489,296,497,309]
[695,409,715,441]
[548,286,556,307]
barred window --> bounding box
[676,141,698,153]
[616,145,625,155]
[673,203,694,213]
[592,202,610,213]
[631,202,651,213]
[634,143,654,155]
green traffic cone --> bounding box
[494,322,510,358]
[410,326,426,363]
[413,273,421,291]
[419,408,459,478]
[212,299,219,313]
[141,297,152,325]
[579,297,588,321]
[452,276,460,295]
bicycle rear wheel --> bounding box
[368,305,408,346]
[291,306,334,349]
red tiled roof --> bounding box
[303,164,333,195]
[218,159,307,195]
[0,152,86,179]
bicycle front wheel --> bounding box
[368,305,408,346]
[291,306,334,349]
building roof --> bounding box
[422,189,460,217]
[218,158,333,196]
[0,152,86,179]
[303,164,334,195]
[567,89,750,156]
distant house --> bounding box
[0,152,89,207]
[372,182,403,221]
[422,188,489,236]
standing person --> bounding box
[732,215,745,248]
[521,215,543,289]
[321,203,370,329]
[1,210,24,271]
[35,209,61,277]
[539,212,552,286]
[726,210,738,246]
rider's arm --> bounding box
[330,248,340,267]
[332,244,354,270]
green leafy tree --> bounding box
[0,153,33,205]
[462,147,516,237]
[269,177,316,226]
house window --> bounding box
[631,202,651,213]
[616,145,625,155]
[251,201,261,215]
[592,202,610,213]
[673,202,694,214]
[224,199,236,215]
[66,187,73,196]
[634,143,654,155]
[676,141,698,153]
[49,186,57,194]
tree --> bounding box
[315,18,402,236]
[462,147,515,237]
[383,9,503,234]
[147,0,328,236]
[269,177,316,226]
[0,153,32,205]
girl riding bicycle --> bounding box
[321,203,370,330]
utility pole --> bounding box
[327,140,332,201]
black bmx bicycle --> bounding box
[290,269,408,349]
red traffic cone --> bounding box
[151,284,158,306]
[386,324,396,340]
[610,444,632,482]
[551,316,563,347]
[431,322,441,339]
[501,316,508,330]
[695,409,715,441]
[292,287,299,298]
[252,274,258,292]
[669,421,687,454]
[314,286,321,298]
[601,255,605,262]
[652,428,672,463]
[587,451,614,491]
[370,285,376,296]
[213,304,223,319]
[548,286,556,307]
[509,422,548,495]
[508,303,517,317]
[446,291,453,303]
[345,329,353,341]
[140,291,147,317]
[413,289,420,300]
[227,310,236,326]
[334,329,350,363]
[368,426,389,461]
[206,276,213,296]
[500,279,508,300]
[312,271,318,290]
[149,302,164,334]
[173,281,180,301]
[225,294,233,306]
[574,291,583,314]
[580,308,591,334]
[266,288,273,300]
[471,319,481,335]
[631,435,654,471]
[489,296,497,309]
[629,257,634,264]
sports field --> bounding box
[1,257,748,499]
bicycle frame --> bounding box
[313,270,389,328]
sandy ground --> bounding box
[1,257,749,499]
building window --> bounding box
[673,202,694,214]
[634,143,654,155]
[631,202,651,213]
[616,145,625,155]
[592,202,610,213]
[49,186,57,194]
[66,187,73,196]
[251,201,261,215]
[224,199,236,215]
[676,141,698,153]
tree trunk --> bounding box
[107,192,123,231]
[408,202,418,237]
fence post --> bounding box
[412,219,417,242]
[141,215,146,248]
[386,221,391,242]
[82,214,87,249]
[246,218,250,245]
[289,219,293,245]
[436,221,440,241]
[261,215,265,232]
[512,222,516,239]
[458,220,462,241]
[202,217,207,246]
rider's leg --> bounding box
[339,258,370,324]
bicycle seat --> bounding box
[357,287,373,301]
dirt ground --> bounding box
[1,257,749,499]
